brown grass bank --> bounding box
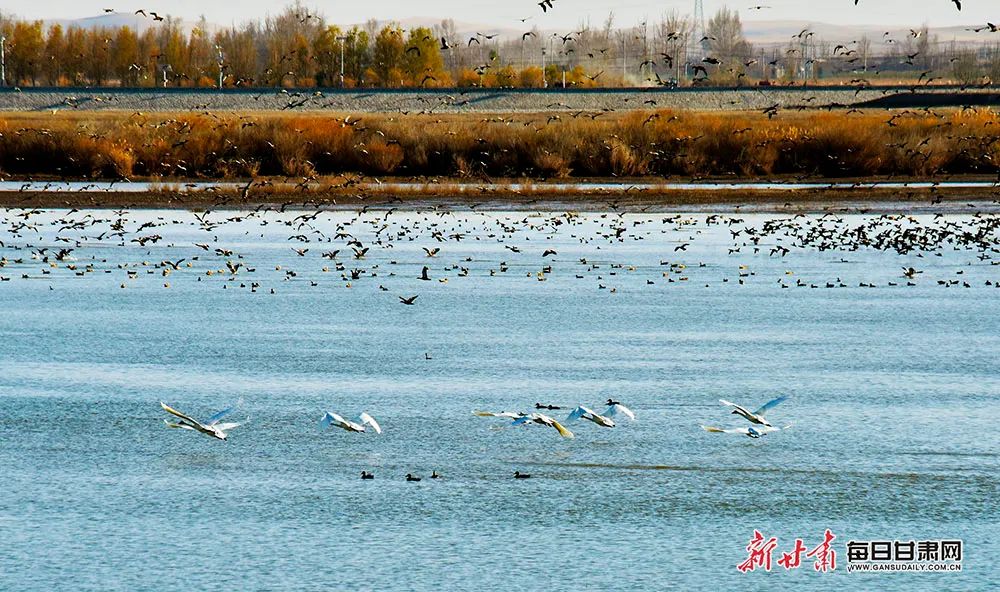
[2,109,1000,181]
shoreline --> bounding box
[2,179,998,212]
[2,86,1000,114]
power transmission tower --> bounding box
[694,0,708,56]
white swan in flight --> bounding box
[604,399,635,420]
[566,405,616,428]
[510,412,574,438]
[475,410,573,438]
[718,395,788,427]
[320,411,382,434]
[474,410,526,419]
[161,401,242,441]
[701,424,793,438]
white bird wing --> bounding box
[358,412,382,434]
[550,419,574,439]
[511,414,533,426]
[753,395,789,416]
[594,413,616,427]
[213,422,241,432]
[161,402,206,429]
[320,411,347,430]
[204,403,239,426]
[164,420,195,430]
[605,403,635,420]
[701,424,748,435]
[475,410,522,418]
[718,399,751,415]
[565,406,587,421]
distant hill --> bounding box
[39,13,991,48]
[43,12,207,34]
[743,19,987,45]
[351,17,524,40]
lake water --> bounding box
[1,208,997,590]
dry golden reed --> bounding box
[1,108,999,180]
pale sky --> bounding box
[1,0,993,29]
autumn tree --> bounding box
[403,27,448,86]
[8,20,44,85]
[262,3,323,86]
[214,26,258,86]
[62,26,88,85]
[705,7,752,83]
[43,25,65,85]
[312,25,344,86]
[84,29,114,85]
[112,27,141,86]
[372,26,405,86]
[188,18,216,86]
[656,11,693,83]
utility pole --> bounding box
[675,37,681,82]
[622,34,627,84]
[215,45,224,89]
[1,35,6,87]
[337,36,348,87]
[641,20,649,82]
[541,46,547,88]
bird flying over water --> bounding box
[160,401,242,441]
[513,412,574,438]
[474,410,525,419]
[718,395,788,427]
[477,411,573,438]
[604,399,635,420]
[701,424,792,438]
[320,411,382,434]
[566,405,616,427]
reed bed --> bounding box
[2,108,1000,181]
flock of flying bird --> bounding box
[4,205,993,482]
[159,394,791,480]
[2,206,999,295]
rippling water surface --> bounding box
[1,208,997,590]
